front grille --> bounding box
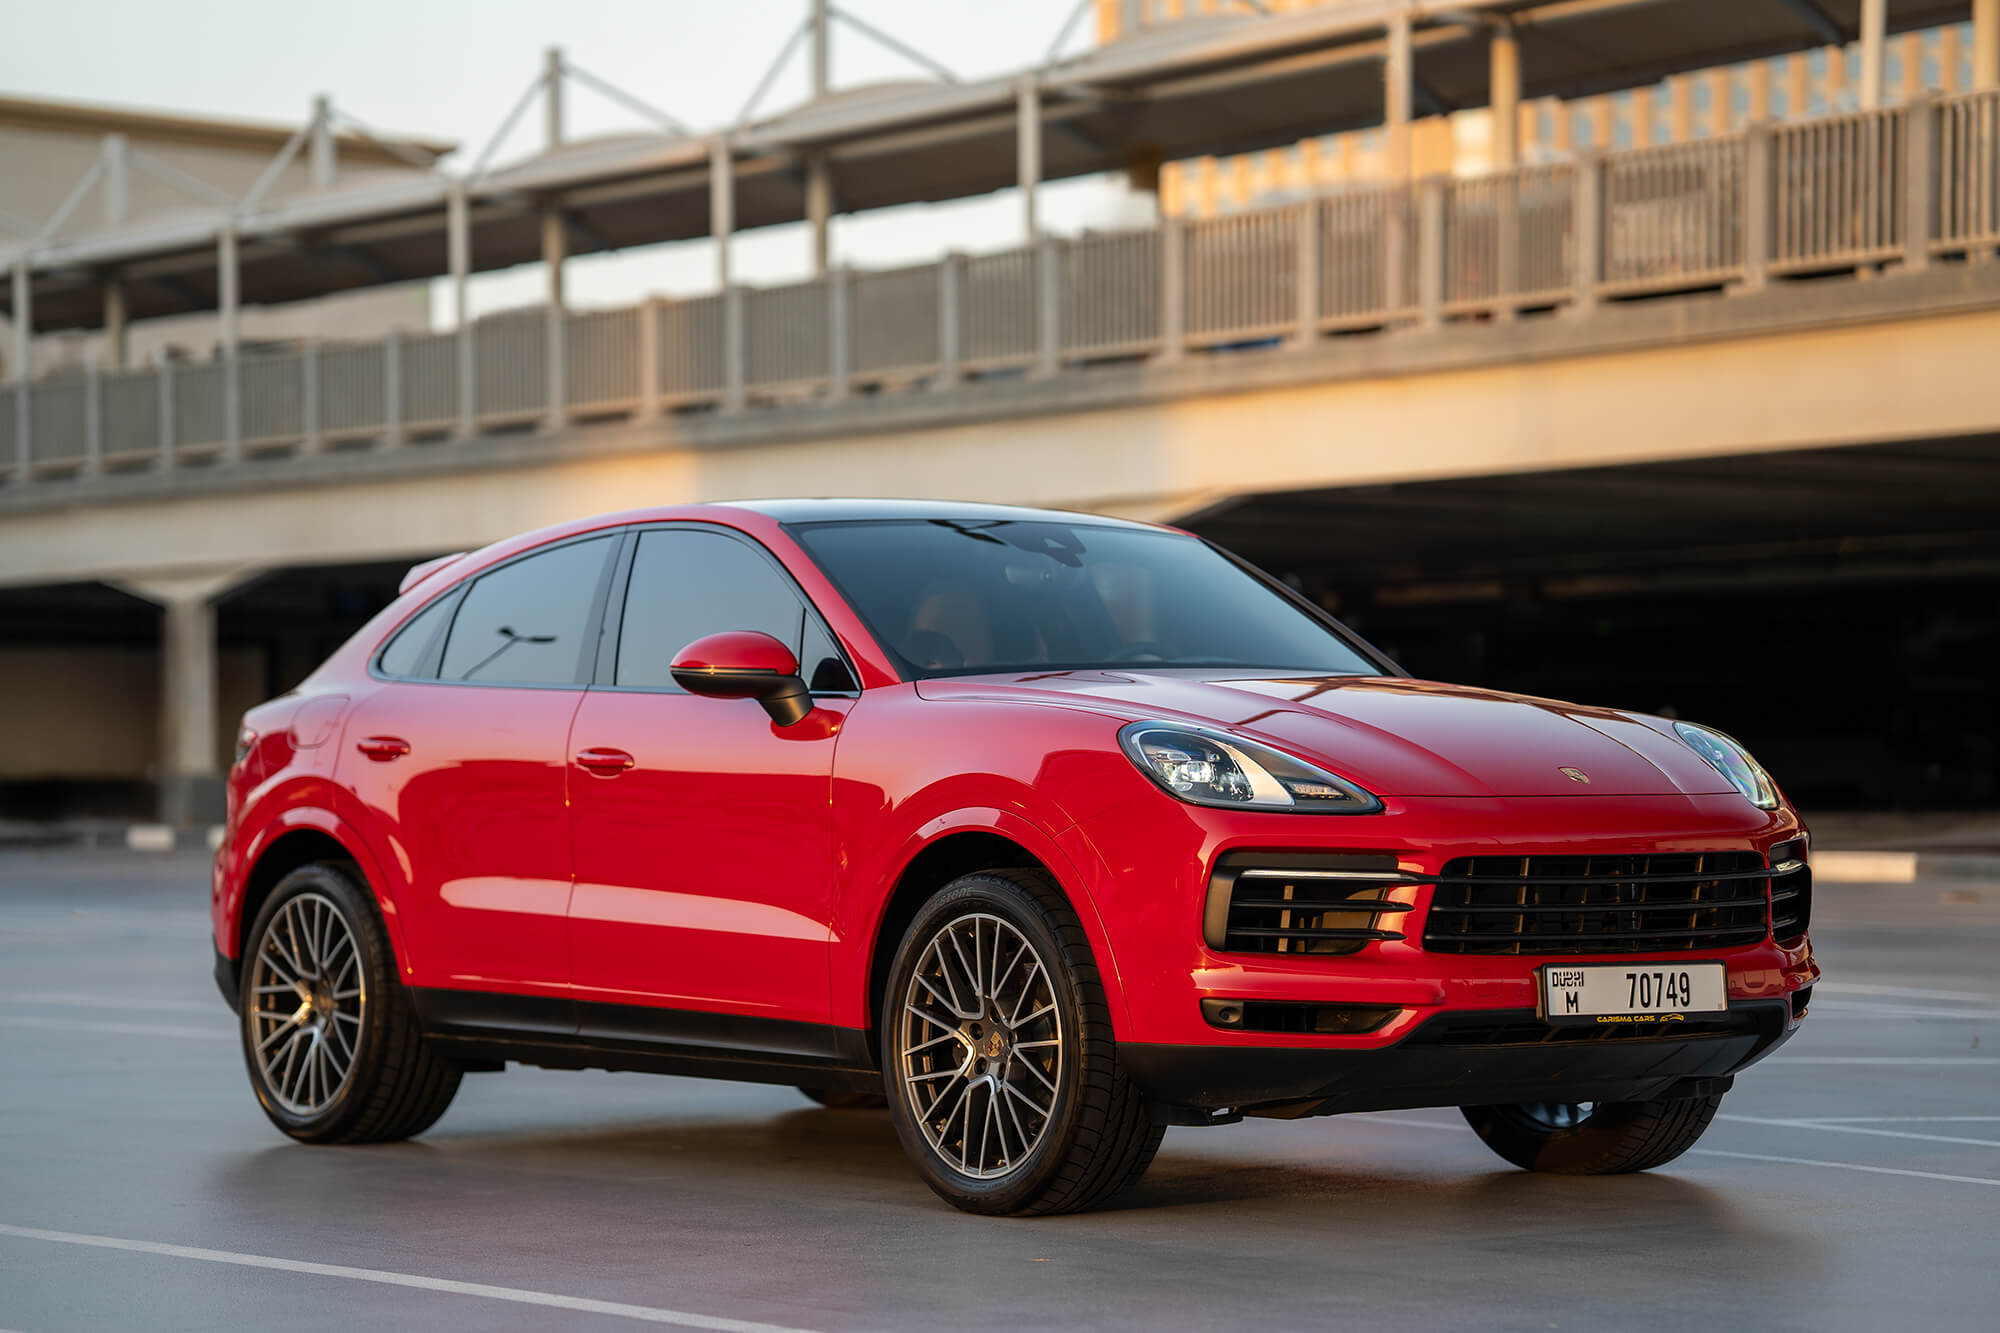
[1204,852,1414,956]
[1422,851,1786,956]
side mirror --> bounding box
[669,630,814,727]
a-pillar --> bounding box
[111,567,261,829]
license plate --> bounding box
[1538,962,1727,1026]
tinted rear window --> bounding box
[438,537,615,685]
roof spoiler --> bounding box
[399,552,468,595]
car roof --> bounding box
[725,498,1166,529]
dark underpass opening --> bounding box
[1187,435,2000,813]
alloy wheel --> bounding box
[896,911,1064,1180]
[247,891,364,1116]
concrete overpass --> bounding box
[5,72,2000,824]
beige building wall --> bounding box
[0,644,262,782]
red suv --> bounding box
[213,500,1817,1215]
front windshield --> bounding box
[790,518,1382,679]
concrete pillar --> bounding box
[711,137,734,290]
[1940,26,1962,93]
[102,133,128,227]
[11,261,31,475]
[1860,0,1886,109]
[448,183,475,439]
[544,47,565,149]
[308,94,335,190]
[1977,0,2000,90]
[806,153,834,277]
[540,202,566,310]
[1490,21,1520,170]
[1785,53,1811,119]
[218,225,241,462]
[1385,11,1413,181]
[102,278,128,372]
[1667,75,1693,142]
[1018,76,1042,244]
[114,568,259,828]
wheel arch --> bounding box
[230,811,410,977]
[860,815,1128,1065]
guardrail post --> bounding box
[83,360,102,477]
[1496,170,1520,323]
[828,266,851,402]
[1417,176,1446,330]
[543,305,567,431]
[8,262,28,480]
[722,286,746,412]
[1034,235,1061,377]
[1292,199,1320,346]
[936,254,963,389]
[1903,95,1936,274]
[1571,152,1602,313]
[1159,216,1185,362]
[383,330,404,448]
[154,349,175,472]
[1384,187,1409,317]
[1740,122,1772,293]
[636,297,663,421]
[300,341,321,454]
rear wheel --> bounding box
[1460,1095,1724,1174]
[882,869,1162,1215]
[799,1086,888,1109]
[240,862,461,1144]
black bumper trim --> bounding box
[213,948,240,1015]
[1120,1000,1795,1117]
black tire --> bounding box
[239,861,462,1144]
[881,869,1163,1216]
[1460,1094,1724,1174]
[799,1086,889,1110]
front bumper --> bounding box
[1122,998,1796,1117]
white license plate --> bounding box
[1539,962,1727,1026]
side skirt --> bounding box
[409,988,880,1094]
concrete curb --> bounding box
[1813,850,2000,882]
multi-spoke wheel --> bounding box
[1461,1093,1724,1174]
[246,891,363,1116]
[239,862,462,1144]
[881,869,1162,1215]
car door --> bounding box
[565,525,856,1047]
[336,533,619,1008]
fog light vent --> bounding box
[1201,997,1397,1035]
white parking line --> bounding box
[1717,1114,2000,1149]
[0,1224,821,1333]
[1688,1148,2000,1188]
[0,1015,229,1041]
[0,991,218,1015]
[1816,983,1999,1004]
[1800,1116,2000,1124]
[1766,1056,2000,1066]
[1352,1115,2000,1188]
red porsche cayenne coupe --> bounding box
[212,499,1817,1215]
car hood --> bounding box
[912,671,1736,799]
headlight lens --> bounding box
[1673,722,1780,810]
[1118,721,1381,814]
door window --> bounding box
[615,529,850,691]
[438,537,615,685]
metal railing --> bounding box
[6,91,1998,490]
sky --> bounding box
[0,0,1147,321]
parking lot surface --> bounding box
[2,846,1996,1331]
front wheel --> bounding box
[1460,1095,1724,1174]
[239,861,462,1143]
[882,869,1162,1215]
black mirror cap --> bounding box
[669,664,814,727]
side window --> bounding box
[616,529,846,690]
[376,590,458,679]
[438,537,614,685]
[800,616,858,693]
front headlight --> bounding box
[1118,721,1381,814]
[1674,722,1780,810]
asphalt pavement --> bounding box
[2,846,1996,1332]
